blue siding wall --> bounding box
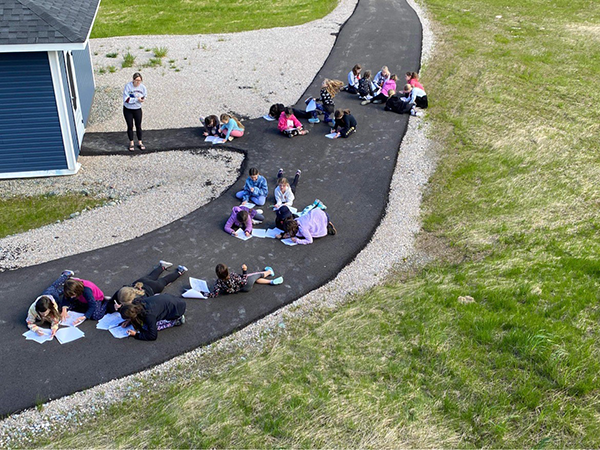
[71,44,95,126]
[0,52,67,174]
[57,51,80,158]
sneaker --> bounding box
[327,221,337,235]
[313,198,327,210]
[277,168,283,178]
[256,209,263,214]
[287,133,294,138]
[296,169,302,177]
[252,219,262,225]
[270,277,283,285]
[62,270,74,277]
[159,260,173,269]
[177,265,188,275]
[308,117,320,124]
[360,100,370,106]
[372,99,382,104]
[415,111,424,117]
[264,266,275,277]
[175,315,186,326]
[228,136,234,141]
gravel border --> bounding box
[0,0,437,444]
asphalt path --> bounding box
[0,0,422,417]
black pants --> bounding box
[415,95,428,109]
[123,106,143,141]
[277,172,300,194]
[371,93,388,103]
[135,265,180,294]
[346,85,358,94]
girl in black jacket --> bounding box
[120,294,187,341]
[332,109,357,138]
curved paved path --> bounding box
[0,0,421,417]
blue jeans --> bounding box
[41,272,70,302]
[235,191,266,206]
[312,103,333,123]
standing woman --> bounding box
[123,72,147,151]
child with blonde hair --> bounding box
[219,113,245,141]
[274,168,301,210]
[307,78,345,126]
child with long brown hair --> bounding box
[25,270,73,336]
[307,78,345,126]
[345,64,362,94]
[61,277,107,324]
[332,109,357,138]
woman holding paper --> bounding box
[119,294,187,341]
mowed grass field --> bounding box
[91,0,338,38]
[15,0,600,447]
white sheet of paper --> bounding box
[266,227,284,239]
[281,238,298,246]
[55,326,85,344]
[190,277,209,293]
[182,289,207,299]
[204,135,217,142]
[109,324,134,339]
[97,312,125,330]
[212,137,227,144]
[262,114,276,121]
[234,228,252,241]
[325,133,338,139]
[252,228,267,238]
[60,311,86,327]
[306,99,317,112]
[242,202,255,209]
[23,329,53,344]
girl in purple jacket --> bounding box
[224,206,265,236]
[277,208,337,244]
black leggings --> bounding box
[123,106,143,141]
[135,265,180,294]
[240,273,263,292]
[277,172,300,194]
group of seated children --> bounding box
[202,114,245,141]
[345,64,428,116]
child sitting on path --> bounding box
[357,70,375,100]
[236,167,268,206]
[405,71,424,90]
[363,74,397,105]
[219,113,245,141]
[224,206,265,237]
[202,115,220,136]
[345,64,362,94]
[308,79,345,125]
[331,109,357,138]
[372,65,391,94]
[403,83,428,110]
[278,107,309,138]
[204,264,283,298]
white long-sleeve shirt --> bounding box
[274,185,295,207]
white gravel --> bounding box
[87,0,357,132]
[0,0,437,445]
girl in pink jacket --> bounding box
[362,74,398,105]
[278,107,309,138]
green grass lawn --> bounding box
[12,0,600,447]
[91,0,338,38]
[0,195,104,239]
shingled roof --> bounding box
[0,0,100,47]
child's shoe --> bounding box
[296,169,302,177]
[177,265,188,275]
[159,260,173,269]
[327,221,337,235]
[277,168,283,178]
[308,117,320,124]
[255,209,263,214]
[313,198,327,210]
[175,315,186,326]
[62,270,74,277]
[264,266,275,277]
[270,277,283,285]
[360,99,370,106]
